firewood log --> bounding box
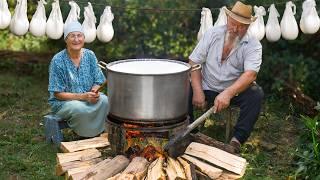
[56,158,102,176]
[181,154,222,179]
[177,157,197,180]
[166,157,186,180]
[70,155,129,180]
[60,135,110,153]
[145,157,166,180]
[56,148,101,164]
[184,142,247,175]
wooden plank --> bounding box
[177,157,197,180]
[56,148,101,164]
[145,157,166,180]
[216,171,243,180]
[191,133,237,154]
[56,158,102,176]
[70,155,129,180]
[60,134,110,153]
[66,166,93,178]
[184,142,247,175]
[181,154,223,179]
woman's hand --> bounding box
[83,92,100,104]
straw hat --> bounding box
[224,1,257,24]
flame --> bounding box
[123,123,167,161]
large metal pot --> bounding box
[99,59,200,122]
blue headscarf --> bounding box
[63,21,84,40]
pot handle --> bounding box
[98,61,108,70]
[191,64,202,72]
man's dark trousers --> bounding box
[188,84,264,144]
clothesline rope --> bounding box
[60,0,304,12]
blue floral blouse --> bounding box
[48,48,106,113]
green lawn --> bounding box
[0,63,300,179]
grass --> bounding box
[0,61,301,179]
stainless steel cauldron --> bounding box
[98,59,200,122]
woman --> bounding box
[48,21,109,137]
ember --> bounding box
[125,144,165,162]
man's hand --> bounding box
[213,89,234,113]
[83,92,100,104]
[192,90,206,110]
[91,85,100,94]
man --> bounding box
[188,1,264,152]
[48,21,109,138]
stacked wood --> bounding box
[60,133,110,153]
[108,157,149,180]
[145,157,166,180]
[70,155,130,180]
[56,148,101,165]
[56,157,102,176]
[165,157,186,180]
[184,142,247,176]
[177,157,197,180]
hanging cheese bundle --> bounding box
[280,1,299,40]
[214,6,227,28]
[9,0,29,36]
[82,2,96,43]
[97,6,114,43]
[266,4,281,42]
[197,7,213,41]
[46,0,63,39]
[0,0,11,29]
[29,0,47,37]
[300,0,320,34]
[64,0,80,28]
[247,6,266,41]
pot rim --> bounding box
[105,59,191,76]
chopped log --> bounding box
[106,173,121,180]
[70,155,129,180]
[60,134,110,153]
[56,158,102,176]
[191,133,237,154]
[118,156,149,180]
[177,157,197,180]
[66,166,93,179]
[145,157,166,180]
[166,157,186,180]
[185,142,247,175]
[181,154,222,179]
[56,148,101,164]
[165,161,178,180]
[216,171,243,180]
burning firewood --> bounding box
[177,157,197,180]
[145,157,166,180]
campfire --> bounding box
[55,131,248,180]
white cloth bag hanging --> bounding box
[64,0,80,28]
[247,6,266,41]
[300,0,320,34]
[266,4,281,42]
[9,0,29,36]
[82,2,96,43]
[197,7,213,41]
[29,0,47,37]
[97,6,114,43]
[0,0,11,29]
[280,1,299,40]
[46,0,63,39]
[213,6,227,28]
